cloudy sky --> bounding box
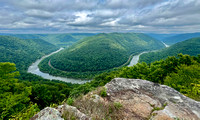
[0,0,200,33]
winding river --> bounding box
[28,41,168,83]
[128,41,169,67]
[27,48,89,84]
[128,51,149,67]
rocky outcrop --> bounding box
[30,107,63,120]
[31,78,200,120]
[57,104,91,120]
[31,104,91,120]
[105,78,200,120]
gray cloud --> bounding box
[0,0,200,33]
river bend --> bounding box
[28,48,89,84]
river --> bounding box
[27,48,89,84]
[161,41,169,47]
[28,41,168,83]
[128,41,169,67]
[128,51,149,67]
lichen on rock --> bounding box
[31,78,200,120]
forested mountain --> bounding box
[162,32,200,45]
[139,37,200,63]
[1,33,199,119]
[0,36,58,71]
[6,33,96,47]
[39,33,165,78]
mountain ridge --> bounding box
[139,37,200,63]
[0,35,58,71]
[39,33,164,76]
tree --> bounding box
[0,62,31,119]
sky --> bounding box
[0,0,200,33]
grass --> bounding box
[62,111,78,120]
[100,87,107,97]
[71,87,124,120]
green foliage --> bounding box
[11,103,40,120]
[100,87,107,97]
[62,110,77,120]
[69,83,94,98]
[0,35,58,71]
[75,54,200,101]
[22,75,76,109]
[0,62,31,119]
[114,102,122,110]
[39,33,164,78]
[152,103,167,112]
[139,37,200,63]
[67,97,74,106]
[164,64,200,100]
[0,62,78,119]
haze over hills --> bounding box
[39,33,165,74]
[3,33,96,47]
[162,32,200,45]
[146,33,177,41]
[139,37,200,63]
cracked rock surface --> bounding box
[105,78,200,120]
[31,78,200,120]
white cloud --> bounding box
[67,12,93,25]
[0,0,200,33]
[25,9,53,18]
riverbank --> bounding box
[27,48,90,84]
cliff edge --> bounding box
[31,78,200,120]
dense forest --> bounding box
[70,54,200,101]
[0,36,58,72]
[2,54,199,119]
[139,37,200,63]
[39,33,165,78]
[0,62,79,119]
[0,35,83,119]
[0,32,200,119]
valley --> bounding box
[28,48,89,84]
[38,33,165,78]
[139,37,200,63]
[1,1,200,119]
[0,32,200,120]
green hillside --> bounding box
[7,33,96,47]
[162,32,200,45]
[139,37,200,63]
[39,33,164,78]
[0,36,58,71]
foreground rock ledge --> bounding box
[31,78,200,120]
[105,78,200,120]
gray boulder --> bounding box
[105,78,200,120]
[30,107,63,120]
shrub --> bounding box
[67,97,74,106]
[100,87,107,97]
[114,102,122,110]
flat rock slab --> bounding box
[105,78,200,120]
[31,78,200,120]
